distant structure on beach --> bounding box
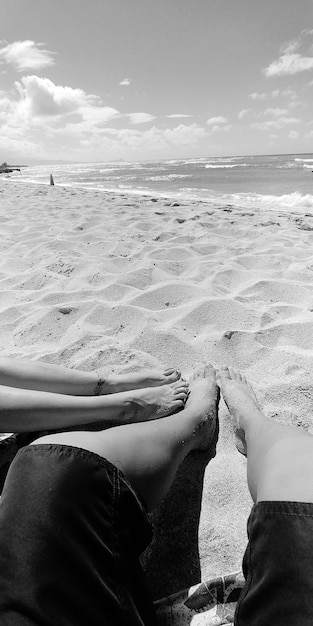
[50,173,55,185]
[0,162,21,174]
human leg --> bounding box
[0,444,156,626]
[0,356,181,396]
[218,366,313,626]
[217,366,313,504]
[0,366,219,626]
[0,379,188,433]
[31,364,219,511]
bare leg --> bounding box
[98,368,182,394]
[0,380,188,433]
[217,366,313,504]
[0,356,181,395]
[31,365,219,511]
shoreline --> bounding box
[5,175,224,207]
[5,176,313,216]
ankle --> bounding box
[238,407,268,436]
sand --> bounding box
[1,178,313,599]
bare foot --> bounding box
[128,379,189,420]
[216,366,264,455]
[101,368,182,394]
[182,364,220,452]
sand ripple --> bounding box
[2,180,313,581]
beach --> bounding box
[1,178,313,597]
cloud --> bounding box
[19,75,118,122]
[211,124,232,133]
[0,135,42,154]
[264,53,313,77]
[238,108,251,119]
[0,73,210,160]
[263,107,289,118]
[264,30,313,77]
[249,89,295,100]
[105,123,208,149]
[206,116,230,133]
[206,116,227,126]
[166,113,193,118]
[249,92,267,100]
[15,75,99,116]
[69,123,208,160]
[281,88,298,99]
[251,117,300,131]
[0,40,55,71]
[127,112,156,124]
[0,75,120,150]
[288,130,299,139]
[119,78,131,86]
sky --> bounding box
[1,0,313,163]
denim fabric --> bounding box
[235,501,313,626]
[0,444,155,626]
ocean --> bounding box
[12,153,313,212]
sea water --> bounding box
[14,153,313,212]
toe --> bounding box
[218,366,231,380]
[173,380,189,390]
[175,391,188,401]
[163,368,181,383]
[189,368,202,382]
[204,363,216,378]
[173,399,184,409]
[228,367,242,381]
[227,367,236,379]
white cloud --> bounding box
[249,89,296,100]
[264,53,313,77]
[206,116,227,126]
[238,108,251,119]
[263,107,289,118]
[249,92,267,100]
[264,30,313,77]
[0,73,209,160]
[16,75,100,116]
[127,112,156,124]
[73,123,208,159]
[166,113,193,118]
[288,130,299,139]
[211,124,232,133]
[126,123,205,146]
[251,117,300,131]
[281,88,298,99]
[119,78,131,86]
[0,75,120,149]
[0,134,45,156]
[0,40,55,71]
[20,75,118,122]
[79,104,120,125]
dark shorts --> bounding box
[236,500,313,626]
[0,444,156,626]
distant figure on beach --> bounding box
[50,173,54,185]
[0,356,312,625]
